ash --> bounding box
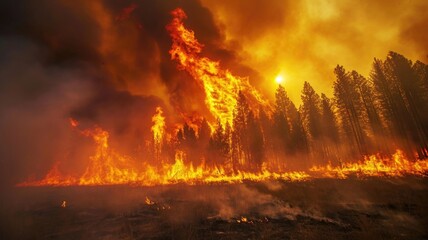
[1,177,427,239]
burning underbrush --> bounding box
[16,119,428,187]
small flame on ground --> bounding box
[145,196,155,205]
[61,200,67,208]
[309,150,428,178]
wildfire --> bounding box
[17,118,428,187]
[151,107,166,156]
[15,8,428,189]
[166,8,269,126]
[310,150,428,178]
[18,120,310,187]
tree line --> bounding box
[154,51,428,172]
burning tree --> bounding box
[17,8,428,187]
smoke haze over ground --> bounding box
[1,178,428,239]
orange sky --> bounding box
[200,0,428,104]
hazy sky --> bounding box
[200,0,428,103]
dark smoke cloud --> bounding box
[0,0,246,116]
[0,36,94,187]
[0,0,266,187]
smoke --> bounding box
[201,0,428,103]
[2,178,426,238]
[0,0,239,186]
[0,0,427,187]
[0,0,276,188]
[0,37,91,187]
[0,0,244,113]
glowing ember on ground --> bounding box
[145,196,155,205]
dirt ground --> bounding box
[1,177,427,239]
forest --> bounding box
[153,51,428,172]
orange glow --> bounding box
[15,8,428,189]
[200,0,428,105]
[145,196,155,205]
[151,107,166,156]
[17,121,428,187]
[310,150,428,178]
[17,122,311,187]
[166,8,269,126]
[69,118,79,127]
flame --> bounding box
[17,120,428,187]
[61,200,67,208]
[78,127,140,185]
[18,123,309,187]
[151,107,166,156]
[145,196,155,205]
[16,8,428,189]
[310,150,428,178]
[166,8,269,126]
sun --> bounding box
[275,75,284,84]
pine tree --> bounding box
[197,118,211,164]
[320,94,340,161]
[350,71,386,153]
[287,100,308,154]
[232,92,252,170]
[320,94,339,144]
[247,112,264,171]
[208,119,229,168]
[273,84,292,155]
[301,81,324,159]
[384,52,428,158]
[334,66,368,157]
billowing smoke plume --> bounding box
[0,0,262,188]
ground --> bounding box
[1,177,427,239]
